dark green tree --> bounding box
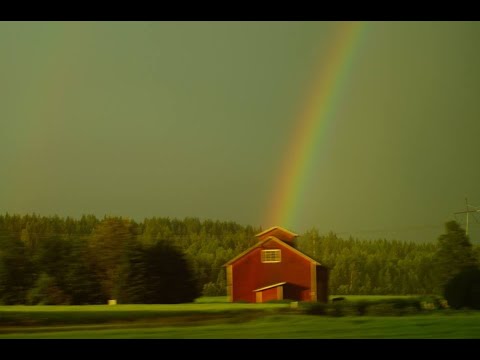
[64,237,105,305]
[444,267,480,309]
[434,221,478,292]
[32,235,71,291]
[117,242,147,304]
[142,240,200,303]
[0,236,34,304]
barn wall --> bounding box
[231,239,313,302]
[226,265,233,302]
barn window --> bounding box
[261,249,281,263]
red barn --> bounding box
[224,226,329,303]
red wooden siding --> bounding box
[257,287,279,303]
[230,238,315,303]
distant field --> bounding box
[195,295,418,303]
[194,296,229,303]
[329,295,416,301]
[3,295,476,339]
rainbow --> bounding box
[5,23,88,205]
[264,21,368,229]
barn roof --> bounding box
[253,282,287,292]
[255,226,298,242]
[223,236,321,266]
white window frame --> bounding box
[261,249,281,263]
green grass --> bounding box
[2,313,480,338]
[194,296,228,303]
[2,295,478,338]
[329,295,416,301]
[0,302,288,327]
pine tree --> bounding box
[64,237,104,305]
[88,217,137,300]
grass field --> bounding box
[1,295,479,339]
[2,313,480,339]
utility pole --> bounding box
[454,198,480,237]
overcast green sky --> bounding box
[1,21,480,242]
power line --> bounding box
[334,224,444,236]
[454,198,480,237]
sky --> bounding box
[1,21,480,243]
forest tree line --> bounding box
[0,213,479,304]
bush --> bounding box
[354,301,369,316]
[305,303,328,315]
[305,298,427,317]
[327,302,345,317]
[365,298,422,316]
[389,298,422,311]
[444,267,480,310]
[365,302,398,316]
[306,302,353,316]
